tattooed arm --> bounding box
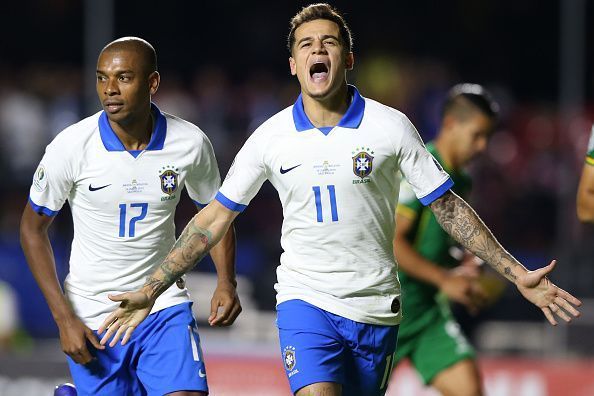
[430,190,581,325]
[98,200,239,346]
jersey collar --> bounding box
[99,103,167,154]
[292,84,365,135]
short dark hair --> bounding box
[101,36,158,75]
[287,3,353,54]
[442,83,499,121]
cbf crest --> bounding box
[283,345,297,371]
[159,165,179,196]
[352,147,374,179]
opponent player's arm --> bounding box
[577,163,594,223]
[394,212,480,310]
[20,204,103,363]
[205,220,242,326]
[394,213,447,286]
[429,190,581,325]
[99,200,239,345]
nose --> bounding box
[105,78,119,96]
[311,38,327,54]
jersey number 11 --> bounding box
[312,185,339,222]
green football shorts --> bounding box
[395,312,475,384]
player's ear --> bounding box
[345,52,354,71]
[441,113,458,134]
[289,57,297,76]
[148,71,160,96]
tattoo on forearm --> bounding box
[143,219,213,297]
[430,191,518,282]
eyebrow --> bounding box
[96,69,135,75]
[296,34,340,46]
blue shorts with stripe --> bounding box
[67,302,208,396]
[277,299,398,395]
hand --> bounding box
[57,315,104,365]
[208,280,242,326]
[459,251,484,271]
[439,268,487,314]
[97,290,155,347]
[516,260,582,325]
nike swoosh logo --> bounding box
[280,164,302,174]
[88,184,111,191]
[198,369,206,378]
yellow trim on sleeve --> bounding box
[586,156,594,166]
[396,204,418,221]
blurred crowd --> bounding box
[1,53,593,350]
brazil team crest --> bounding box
[352,148,374,179]
[159,166,179,195]
[283,345,297,371]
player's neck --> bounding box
[301,84,350,128]
[433,138,460,171]
[109,111,154,151]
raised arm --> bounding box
[429,190,581,325]
[99,200,239,345]
[577,163,594,223]
[20,204,103,363]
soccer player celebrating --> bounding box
[393,84,498,396]
[99,5,581,396]
[20,37,241,396]
[577,125,594,223]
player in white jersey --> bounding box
[20,37,241,396]
[99,5,581,396]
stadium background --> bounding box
[1,0,594,394]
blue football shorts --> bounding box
[277,299,398,395]
[67,302,208,396]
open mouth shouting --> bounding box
[309,61,329,83]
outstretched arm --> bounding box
[429,190,581,325]
[99,200,239,345]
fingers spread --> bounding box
[555,297,580,317]
[98,311,118,335]
[121,327,136,346]
[542,306,557,326]
[100,320,121,346]
[557,288,582,307]
[109,324,128,348]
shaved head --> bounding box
[100,37,157,76]
[442,83,499,123]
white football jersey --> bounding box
[218,86,452,326]
[29,104,221,329]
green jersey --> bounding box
[396,143,472,336]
